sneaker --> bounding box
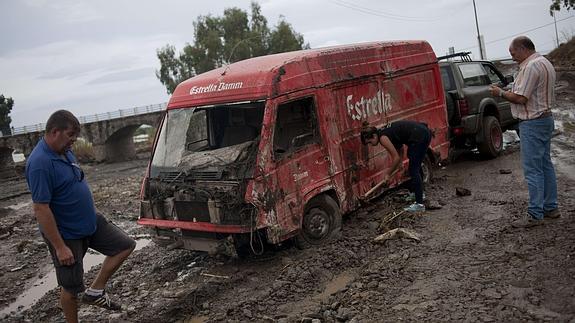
[404,193,426,203]
[404,203,425,212]
[81,291,121,311]
[545,208,561,219]
[511,216,544,228]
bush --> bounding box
[72,138,95,162]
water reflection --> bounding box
[0,238,150,317]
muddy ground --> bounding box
[0,72,574,322]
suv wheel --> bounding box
[478,116,503,158]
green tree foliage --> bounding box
[156,2,309,94]
[550,0,575,14]
[0,95,14,136]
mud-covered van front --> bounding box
[138,41,450,255]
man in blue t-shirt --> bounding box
[26,110,135,323]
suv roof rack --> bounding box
[437,51,472,62]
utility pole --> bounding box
[553,11,560,47]
[472,0,484,59]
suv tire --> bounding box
[478,116,503,159]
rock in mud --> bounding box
[455,187,471,196]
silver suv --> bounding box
[438,52,517,159]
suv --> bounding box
[438,52,517,159]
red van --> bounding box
[138,41,449,254]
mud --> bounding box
[0,73,574,322]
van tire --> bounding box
[478,116,503,159]
[295,195,342,249]
[421,155,433,184]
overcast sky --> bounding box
[1,0,573,127]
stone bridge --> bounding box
[0,104,165,169]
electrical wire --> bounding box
[328,0,470,22]
[457,15,575,52]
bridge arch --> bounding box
[0,108,163,168]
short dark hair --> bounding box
[45,110,80,133]
[360,126,378,145]
[512,36,535,51]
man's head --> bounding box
[44,110,81,154]
[360,126,379,146]
[509,36,536,64]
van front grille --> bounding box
[159,171,185,183]
[188,170,223,180]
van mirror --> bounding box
[291,132,313,148]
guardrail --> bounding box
[3,103,166,137]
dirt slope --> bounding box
[548,37,575,68]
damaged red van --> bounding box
[138,41,450,254]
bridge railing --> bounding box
[4,103,167,137]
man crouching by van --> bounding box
[361,121,432,212]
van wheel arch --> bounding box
[421,152,434,185]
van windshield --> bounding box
[151,102,265,173]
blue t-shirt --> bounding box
[25,139,97,239]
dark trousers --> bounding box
[407,131,432,204]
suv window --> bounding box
[482,64,504,84]
[458,63,490,86]
[440,66,456,91]
[273,97,319,158]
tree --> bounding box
[268,17,307,54]
[0,95,14,136]
[156,2,309,94]
[550,0,575,14]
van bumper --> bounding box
[137,218,252,234]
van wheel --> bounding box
[295,195,342,249]
[421,155,433,184]
[478,116,503,159]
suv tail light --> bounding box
[457,99,470,116]
[452,126,464,136]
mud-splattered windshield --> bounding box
[151,102,264,174]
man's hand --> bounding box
[56,245,75,266]
[489,85,502,97]
[382,172,390,184]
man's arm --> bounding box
[33,203,75,266]
[489,85,528,105]
[379,135,401,181]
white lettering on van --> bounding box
[189,81,244,95]
[293,171,309,182]
[346,90,392,121]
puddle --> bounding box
[313,272,354,302]
[0,238,151,317]
[184,316,209,323]
[12,152,25,163]
[6,201,32,211]
[502,130,519,150]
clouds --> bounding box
[0,0,573,127]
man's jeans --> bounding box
[519,116,558,219]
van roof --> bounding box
[168,40,436,109]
